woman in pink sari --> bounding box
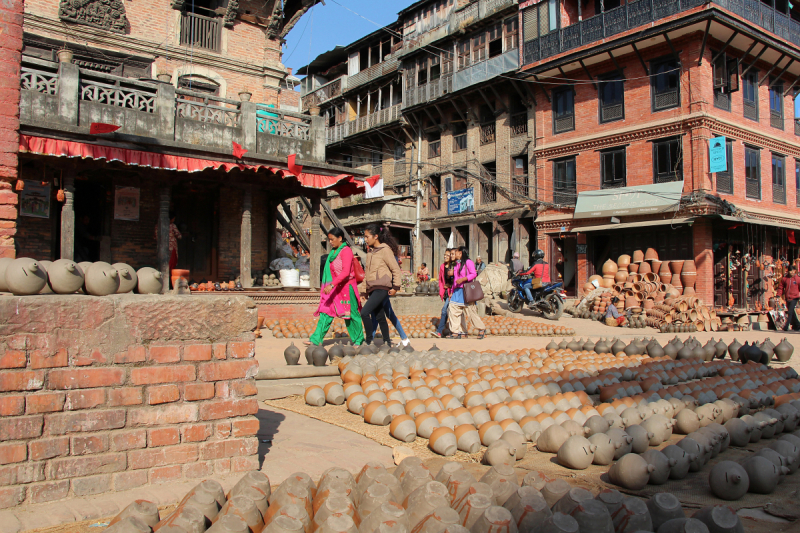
[307,228,364,346]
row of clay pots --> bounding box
[0,257,163,296]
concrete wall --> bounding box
[0,295,259,508]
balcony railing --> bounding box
[180,11,222,53]
[325,103,401,144]
[480,123,496,145]
[403,74,453,109]
[347,56,400,93]
[301,77,346,112]
[429,140,441,158]
[522,0,800,64]
[20,57,325,162]
[510,112,528,136]
[453,49,519,92]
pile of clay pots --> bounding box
[104,462,745,533]
[0,257,163,296]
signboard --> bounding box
[573,181,684,219]
[447,187,474,215]
[709,136,727,173]
[114,187,140,221]
[20,180,50,219]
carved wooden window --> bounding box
[715,140,734,195]
[552,87,574,134]
[653,137,683,184]
[504,17,519,51]
[458,40,471,70]
[772,153,786,204]
[472,33,486,63]
[651,59,680,112]
[601,148,626,189]
[745,146,761,199]
[553,157,577,205]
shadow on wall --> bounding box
[255,408,286,465]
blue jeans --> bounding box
[371,298,407,340]
[436,295,450,334]
[521,279,534,303]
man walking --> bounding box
[778,264,800,331]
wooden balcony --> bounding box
[325,103,402,145]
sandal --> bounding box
[431,332,442,338]
[477,330,486,340]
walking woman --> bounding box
[447,246,486,339]
[307,228,364,346]
[432,248,455,338]
[369,248,410,347]
[359,224,402,345]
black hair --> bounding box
[457,246,470,263]
[790,264,797,271]
[169,211,176,220]
[365,223,400,257]
[327,227,345,240]
[422,263,427,267]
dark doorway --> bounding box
[172,183,219,280]
[550,235,577,296]
[73,180,107,263]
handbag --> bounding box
[463,279,484,303]
[353,256,365,283]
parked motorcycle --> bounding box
[506,273,565,319]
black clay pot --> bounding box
[328,344,344,359]
[284,342,301,365]
[304,344,315,365]
[311,346,328,366]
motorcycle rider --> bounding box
[519,249,550,306]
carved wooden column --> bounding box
[60,168,75,260]
[310,196,322,289]
[266,199,278,265]
[157,187,171,293]
[240,187,252,288]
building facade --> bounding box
[303,0,800,309]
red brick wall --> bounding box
[0,295,259,509]
[692,219,714,307]
[0,0,23,258]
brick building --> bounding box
[9,0,364,288]
[302,0,800,309]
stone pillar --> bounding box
[310,196,322,289]
[60,168,75,260]
[433,227,441,274]
[240,102,257,154]
[240,187,252,288]
[492,221,500,263]
[512,218,520,260]
[267,199,278,265]
[57,62,80,126]
[693,220,714,308]
[156,82,176,140]
[469,223,478,261]
[158,187,171,293]
[0,0,23,259]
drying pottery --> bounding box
[479,422,504,446]
[455,424,481,453]
[500,431,526,460]
[48,259,85,294]
[429,428,457,456]
[606,428,633,459]
[312,346,328,366]
[739,456,779,494]
[0,257,12,292]
[284,343,301,365]
[410,507,459,533]
[560,420,586,438]
[680,260,697,289]
[503,486,551,532]
[552,488,593,516]
[768,440,800,472]
[625,425,653,453]
[415,413,441,439]
[458,494,492,530]
[537,424,569,453]
[541,479,571,508]
[539,513,579,533]
[569,499,613,533]
[110,501,160,529]
[753,412,778,439]
[483,439,517,466]
[470,505,517,533]
[774,338,794,362]
[584,416,610,436]
[84,261,120,296]
[641,415,673,446]
[305,386,326,407]
[112,263,137,293]
[364,401,391,426]
[674,409,702,434]
[661,445,693,480]
[708,461,748,500]
[5,257,48,295]
[632,250,644,263]
[640,449,675,485]
[611,497,652,533]
[657,518,710,533]
[557,436,595,470]
[647,494,684,532]
[306,345,317,365]
[608,454,654,490]
[136,267,163,294]
[588,433,616,466]
[691,505,745,533]
[521,471,549,491]
[218,496,264,533]
[346,393,368,415]
[105,517,151,533]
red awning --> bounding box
[19,135,368,196]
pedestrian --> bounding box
[778,263,800,331]
[604,296,628,327]
[154,211,182,272]
[520,249,550,305]
[447,246,486,339]
[370,249,411,347]
[307,228,364,346]
[475,256,486,273]
[511,251,523,273]
[432,249,455,338]
[416,263,430,282]
[358,224,402,345]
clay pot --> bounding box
[637,262,651,275]
[171,268,190,288]
[45,259,84,294]
[537,424,569,453]
[557,436,595,470]
[608,454,654,490]
[429,427,457,456]
[661,445,692,480]
[680,260,697,289]
[5,258,48,295]
[614,271,628,283]
[483,439,516,466]
[312,346,328,366]
[646,493,683,532]
[136,267,163,294]
[570,499,613,533]
[284,343,301,365]
[500,430,527,460]
[606,429,633,459]
[113,263,138,293]
[504,486,551,532]
[110,501,160,529]
[774,338,794,362]
[740,456,779,494]
[669,260,684,275]
[0,257,12,292]
[658,262,672,284]
[617,255,631,269]
[632,250,644,264]
[625,425,652,454]
[364,401,391,426]
[415,413,441,439]
[455,424,481,453]
[602,260,618,277]
[628,263,639,274]
[691,506,745,533]
[458,494,492,530]
[541,479,571,508]
[708,461,749,500]
[305,386,326,407]
[346,393,368,415]
[640,450,674,485]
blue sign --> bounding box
[709,136,727,173]
[447,188,474,215]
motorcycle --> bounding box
[506,273,565,319]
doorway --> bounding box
[172,184,219,280]
[550,234,577,296]
[73,179,107,263]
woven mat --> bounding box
[263,397,799,516]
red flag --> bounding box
[89,123,120,135]
[232,141,248,159]
[789,230,796,244]
[288,154,303,176]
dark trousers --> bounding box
[785,298,800,331]
[361,289,390,345]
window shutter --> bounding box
[523,7,538,41]
[348,52,359,76]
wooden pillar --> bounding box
[512,218,520,260]
[492,221,500,263]
[310,196,322,289]
[240,187,252,288]
[433,227,442,275]
[469,223,478,261]
[60,168,75,260]
[157,186,171,293]
[267,199,278,266]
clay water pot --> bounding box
[557,436,595,470]
[112,263,137,293]
[614,271,628,283]
[674,409,701,435]
[312,346,329,366]
[708,461,748,500]
[521,471,549,491]
[587,434,615,466]
[284,343,301,365]
[661,445,693,480]
[680,260,697,289]
[500,431,527,460]
[537,425,569,453]
[410,507,459,533]
[458,493,492,530]
[632,250,644,263]
[554,490,594,518]
[768,441,800,472]
[47,259,85,294]
[415,413,441,439]
[470,505,516,533]
[5,258,48,295]
[539,513,579,533]
[608,454,654,490]
[691,506,745,533]
[218,495,264,533]
[740,456,779,494]
[305,345,316,365]
[569,499,613,533]
[84,262,120,296]
[754,449,790,480]
[483,440,517,466]
[774,338,794,362]
[617,255,631,269]
[658,262,671,283]
[646,493,683,532]
[346,393,368,415]
[640,450,675,485]
[625,425,652,454]
[638,262,651,275]
[134,266,163,294]
[364,402,391,426]
[541,479,571,508]
[606,428,633,459]
[455,424,481,453]
[602,260,619,277]
[305,386,326,407]
[429,428,457,456]
[503,486,551,531]
[0,257,12,292]
[110,501,160,529]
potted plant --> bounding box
[238,89,253,102]
[57,47,73,63]
[401,272,415,294]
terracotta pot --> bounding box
[643,299,655,310]
[617,254,631,269]
[599,278,614,289]
[171,268,190,288]
[628,262,639,274]
[638,262,651,275]
[669,260,684,275]
[680,260,697,289]
[614,271,628,283]
[582,282,595,294]
[305,386,326,406]
[602,259,618,277]
[670,274,682,289]
[136,267,163,294]
[645,248,659,261]
[683,287,696,296]
[658,262,672,284]
[650,259,662,273]
[632,250,644,263]
[390,415,417,442]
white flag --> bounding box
[364,175,383,199]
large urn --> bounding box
[680,260,697,289]
[658,262,672,284]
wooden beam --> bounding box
[579,59,598,90]
[607,51,622,73]
[487,84,509,113]
[509,79,529,103]
[770,58,795,87]
[697,20,712,66]
[448,99,468,123]
[741,45,768,78]
[759,53,786,85]
[711,31,738,64]
[735,40,759,69]
[532,76,550,103]
[433,103,448,122]
[557,66,568,81]
[477,88,496,113]
[279,201,310,251]
[784,76,800,96]
[631,43,649,75]
[663,33,679,63]
[422,106,439,128]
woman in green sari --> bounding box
[306,228,364,346]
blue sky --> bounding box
[282,0,408,79]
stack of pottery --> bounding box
[680,260,697,296]
[601,260,618,289]
[669,261,684,291]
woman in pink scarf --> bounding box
[447,246,486,339]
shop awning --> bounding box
[18,135,368,197]
[576,217,695,232]
[573,181,684,219]
[713,214,800,231]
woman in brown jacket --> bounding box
[358,223,402,345]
